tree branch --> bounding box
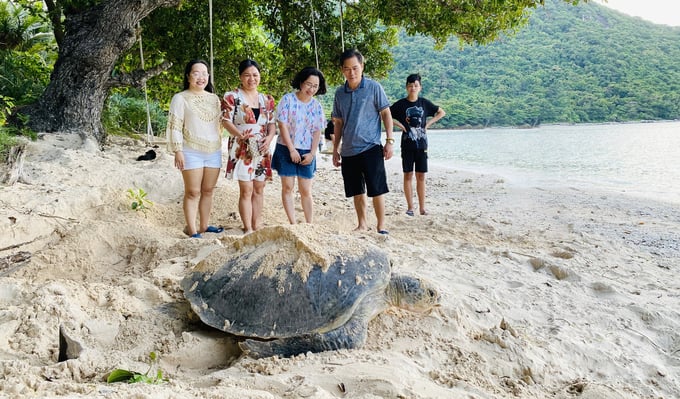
[106,60,173,89]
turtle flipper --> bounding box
[241,317,369,359]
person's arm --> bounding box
[390,104,406,132]
[379,107,394,160]
[166,93,186,170]
[332,117,343,167]
[260,95,277,154]
[278,119,300,163]
[425,107,446,129]
[221,93,251,140]
[301,129,321,165]
[222,119,249,139]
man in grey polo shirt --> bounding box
[331,49,395,235]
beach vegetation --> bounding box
[103,90,168,139]
[107,352,166,384]
[127,188,153,214]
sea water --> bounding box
[416,121,680,204]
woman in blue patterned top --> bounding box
[272,67,327,224]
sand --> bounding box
[0,132,678,398]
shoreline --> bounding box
[425,118,680,131]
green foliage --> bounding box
[0,94,13,125]
[0,94,35,145]
[1,49,54,105]
[107,352,166,384]
[126,188,153,214]
[383,0,680,127]
[0,0,55,52]
[1,0,55,137]
[0,126,18,163]
[136,0,401,102]
[103,90,167,138]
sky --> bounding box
[595,0,680,26]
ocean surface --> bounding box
[417,121,680,204]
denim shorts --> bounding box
[182,148,222,170]
[271,143,316,179]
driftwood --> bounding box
[0,251,32,277]
[2,142,26,185]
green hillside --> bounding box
[382,0,680,127]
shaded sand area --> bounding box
[1,133,679,398]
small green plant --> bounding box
[126,188,153,213]
[107,352,166,384]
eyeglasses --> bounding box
[303,82,319,90]
[190,72,209,78]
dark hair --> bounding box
[291,67,327,95]
[406,73,422,84]
[339,48,364,66]
[183,59,214,93]
[239,59,260,75]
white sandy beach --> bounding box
[0,133,678,398]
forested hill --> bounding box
[381,0,680,128]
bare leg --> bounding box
[238,180,254,233]
[415,172,427,214]
[181,168,204,236]
[403,171,414,212]
[373,194,386,232]
[280,176,296,224]
[197,167,220,232]
[353,194,368,231]
[252,180,267,230]
[298,177,314,223]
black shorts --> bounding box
[402,148,428,173]
[341,144,389,197]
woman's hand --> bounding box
[240,128,253,141]
[174,151,185,170]
[259,135,273,155]
[289,148,301,163]
[300,152,314,165]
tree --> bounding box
[15,0,587,145]
[20,0,179,143]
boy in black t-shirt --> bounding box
[390,73,446,216]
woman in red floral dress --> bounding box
[222,59,276,234]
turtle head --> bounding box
[387,275,440,312]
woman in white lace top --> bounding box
[166,59,224,238]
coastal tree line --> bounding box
[2,0,679,157]
[2,0,569,148]
[381,0,680,127]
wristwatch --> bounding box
[385,138,395,145]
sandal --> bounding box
[205,226,224,233]
[405,210,414,217]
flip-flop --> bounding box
[377,230,389,235]
[205,226,224,233]
[190,233,202,238]
[405,210,414,216]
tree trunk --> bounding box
[23,0,179,145]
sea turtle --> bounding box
[181,225,440,359]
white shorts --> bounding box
[183,149,222,170]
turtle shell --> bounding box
[181,225,391,338]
